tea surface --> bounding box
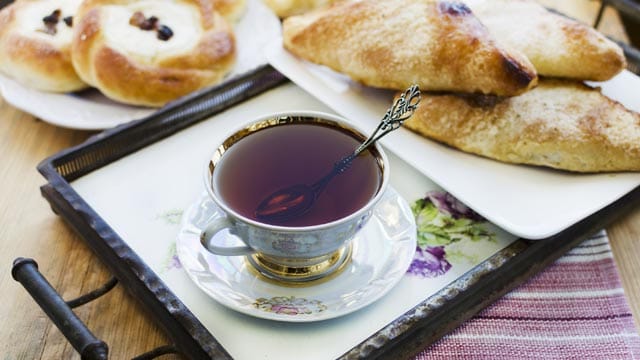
[214,123,382,227]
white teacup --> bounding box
[200,111,389,283]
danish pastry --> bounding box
[403,79,640,172]
[71,0,236,107]
[0,0,87,92]
[283,0,538,96]
[465,0,626,81]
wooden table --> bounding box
[1,2,639,359]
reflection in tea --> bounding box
[213,123,382,227]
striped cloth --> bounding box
[417,231,640,359]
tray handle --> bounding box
[12,258,109,360]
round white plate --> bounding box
[0,0,281,130]
[176,186,417,322]
[0,74,154,130]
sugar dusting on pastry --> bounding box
[464,0,625,81]
[403,79,640,172]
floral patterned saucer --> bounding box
[176,187,417,322]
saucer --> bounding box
[176,187,417,322]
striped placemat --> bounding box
[417,231,640,359]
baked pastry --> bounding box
[283,0,538,96]
[212,0,246,22]
[263,0,339,18]
[465,0,626,81]
[0,0,87,92]
[403,79,640,172]
[71,0,236,107]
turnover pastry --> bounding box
[403,79,640,172]
[263,0,339,18]
[465,0,626,81]
[0,0,87,92]
[283,0,538,96]
[72,0,236,107]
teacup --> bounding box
[200,111,389,283]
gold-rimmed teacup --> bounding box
[200,111,389,284]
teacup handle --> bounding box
[200,217,255,256]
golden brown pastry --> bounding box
[283,0,538,96]
[0,0,87,92]
[211,0,246,22]
[72,0,236,107]
[263,0,339,18]
[465,0,626,81]
[403,79,640,172]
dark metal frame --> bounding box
[593,0,640,74]
[595,0,640,29]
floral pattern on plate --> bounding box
[407,191,496,278]
[161,242,183,273]
[156,209,184,225]
[156,209,184,273]
[253,296,327,316]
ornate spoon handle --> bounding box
[337,85,421,173]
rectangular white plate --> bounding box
[266,41,640,239]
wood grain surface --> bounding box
[1,2,638,359]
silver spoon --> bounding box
[254,85,421,223]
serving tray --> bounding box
[24,65,640,359]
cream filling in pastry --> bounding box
[100,1,201,62]
[15,0,82,47]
